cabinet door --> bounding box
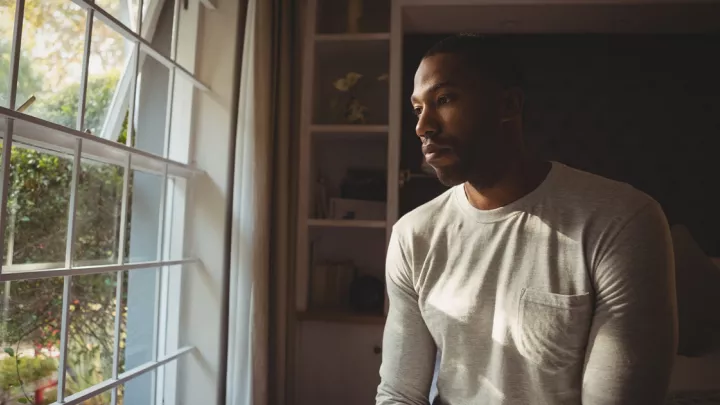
[296,321,384,405]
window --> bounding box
[0,0,205,404]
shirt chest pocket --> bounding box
[514,288,593,370]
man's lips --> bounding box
[422,143,452,161]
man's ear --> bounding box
[501,87,524,123]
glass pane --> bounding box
[84,16,133,138]
[64,273,118,400]
[130,0,152,32]
[114,383,126,405]
[123,370,154,405]
[73,157,125,266]
[0,0,16,108]
[120,268,159,374]
[140,0,175,60]
[125,170,164,263]
[95,0,134,28]
[131,51,170,156]
[3,141,73,267]
[0,278,62,402]
[17,0,87,129]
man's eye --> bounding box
[437,95,450,105]
[413,107,422,116]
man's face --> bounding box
[411,53,514,187]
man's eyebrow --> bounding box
[410,81,455,103]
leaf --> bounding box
[345,72,363,87]
[333,78,349,92]
[18,398,28,404]
[4,348,14,357]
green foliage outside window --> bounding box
[0,19,131,403]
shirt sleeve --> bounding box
[376,227,437,405]
[582,201,678,405]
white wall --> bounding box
[176,0,240,403]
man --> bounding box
[376,34,677,405]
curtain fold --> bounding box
[226,0,298,403]
[267,0,300,404]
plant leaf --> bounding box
[345,72,363,87]
[4,347,14,357]
[333,78,349,91]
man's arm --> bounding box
[376,228,436,405]
[582,201,678,404]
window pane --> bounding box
[131,51,170,156]
[124,370,154,405]
[141,0,175,60]
[125,170,164,263]
[3,141,73,268]
[84,16,133,139]
[93,0,162,36]
[73,157,125,266]
[120,268,158,372]
[115,383,126,405]
[95,0,134,29]
[16,0,86,129]
[64,273,118,400]
[132,0,150,29]
[0,278,62,401]
[0,0,16,108]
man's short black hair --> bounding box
[424,33,524,90]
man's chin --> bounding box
[433,167,465,187]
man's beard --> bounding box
[432,154,505,189]
[431,159,472,187]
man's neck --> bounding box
[464,158,551,211]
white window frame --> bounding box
[0,0,212,403]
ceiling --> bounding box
[402,2,720,33]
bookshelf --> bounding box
[293,0,394,403]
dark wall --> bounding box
[401,34,720,256]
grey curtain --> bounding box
[224,0,299,404]
[267,0,300,403]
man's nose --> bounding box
[416,109,439,140]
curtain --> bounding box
[225,0,298,403]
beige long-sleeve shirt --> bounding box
[377,162,677,405]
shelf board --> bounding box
[315,33,390,42]
[310,124,388,133]
[297,310,386,325]
[308,219,386,229]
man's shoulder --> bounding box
[392,186,457,238]
[552,162,659,222]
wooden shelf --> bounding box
[297,310,386,325]
[308,219,386,229]
[310,124,388,133]
[315,33,390,42]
